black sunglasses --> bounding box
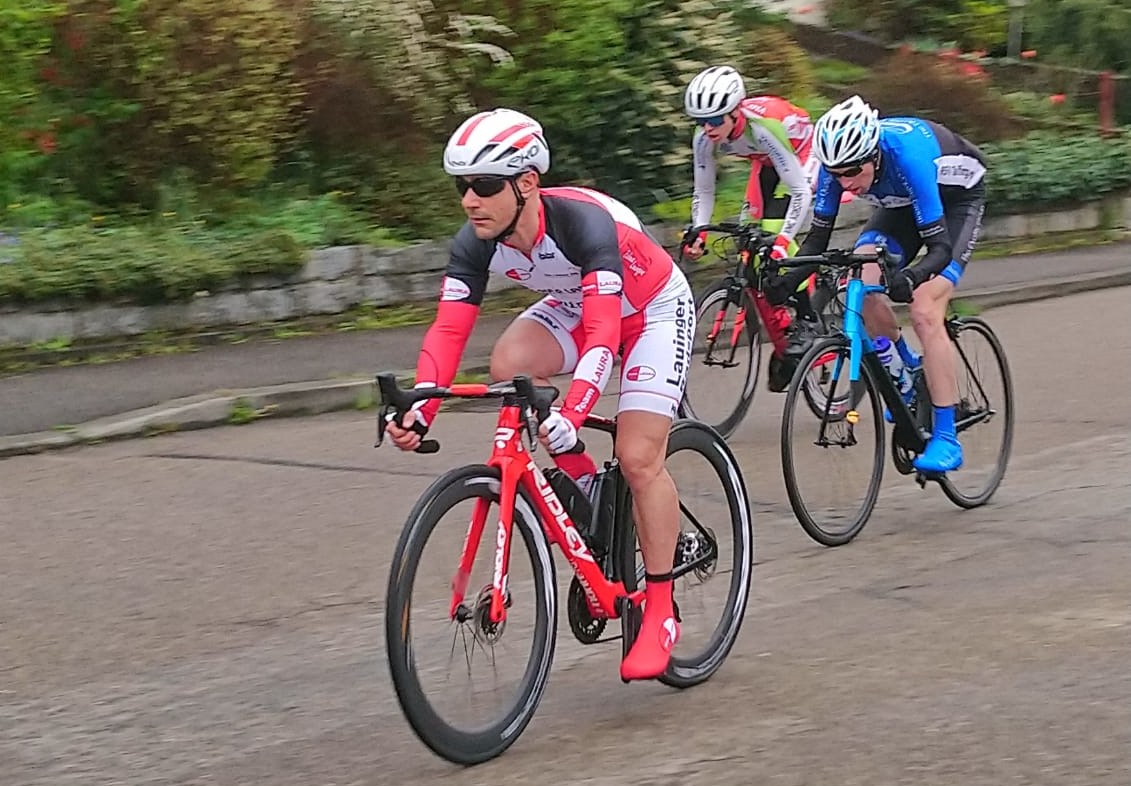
[828,153,879,179]
[455,175,512,198]
[828,164,865,178]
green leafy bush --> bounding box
[0,3,61,205]
[0,222,305,306]
[980,131,1131,213]
[812,58,872,87]
[45,0,302,205]
[826,0,1008,50]
[649,130,1131,222]
[856,51,1025,142]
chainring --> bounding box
[567,576,607,645]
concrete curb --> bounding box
[3,272,1128,459]
[0,368,490,459]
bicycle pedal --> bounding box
[914,471,944,487]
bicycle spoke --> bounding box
[649,421,753,687]
[782,338,884,546]
[385,467,556,762]
[681,281,760,437]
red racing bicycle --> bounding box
[678,222,849,437]
[378,373,753,764]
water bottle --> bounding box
[543,467,600,555]
[585,466,617,560]
[874,336,914,398]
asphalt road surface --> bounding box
[2,289,1128,785]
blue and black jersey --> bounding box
[801,118,987,280]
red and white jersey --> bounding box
[415,187,680,428]
[441,186,675,315]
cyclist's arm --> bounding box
[560,264,622,428]
[897,158,953,282]
[690,129,717,230]
[741,158,765,225]
[751,123,812,244]
[797,168,842,256]
[413,226,490,425]
[551,213,625,429]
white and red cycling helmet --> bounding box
[443,108,550,177]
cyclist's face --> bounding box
[828,160,876,195]
[459,174,521,238]
[699,112,735,142]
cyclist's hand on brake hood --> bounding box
[539,410,578,454]
[386,410,429,452]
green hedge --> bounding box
[0,190,402,306]
[0,225,305,306]
[980,132,1131,214]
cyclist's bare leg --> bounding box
[492,315,599,486]
[908,275,957,408]
[490,317,564,384]
[908,273,965,471]
[615,410,679,577]
[615,409,681,681]
[858,248,900,342]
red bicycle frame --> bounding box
[444,389,641,627]
[704,247,815,357]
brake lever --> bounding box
[524,404,541,455]
[375,405,392,448]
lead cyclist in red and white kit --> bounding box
[384,108,695,681]
[682,65,823,389]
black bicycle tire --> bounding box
[385,464,557,765]
[937,317,1015,509]
[781,336,886,547]
[679,279,761,438]
[615,420,754,688]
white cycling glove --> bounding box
[541,410,578,454]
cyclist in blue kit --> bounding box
[794,96,987,473]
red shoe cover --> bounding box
[620,606,679,681]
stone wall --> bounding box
[2,195,1129,347]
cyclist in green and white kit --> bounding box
[681,65,822,390]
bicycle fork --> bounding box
[704,281,750,369]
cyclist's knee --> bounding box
[491,325,564,381]
[908,277,952,328]
[488,344,524,382]
[614,414,670,487]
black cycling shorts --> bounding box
[855,183,986,285]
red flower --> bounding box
[961,62,987,80]
[1049,94,1066,105]
[36,133,57,154]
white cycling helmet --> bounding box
[443,108,550,177]
[813,95,881,168]
[684,66,746,118]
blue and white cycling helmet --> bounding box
[813,95,881,168]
